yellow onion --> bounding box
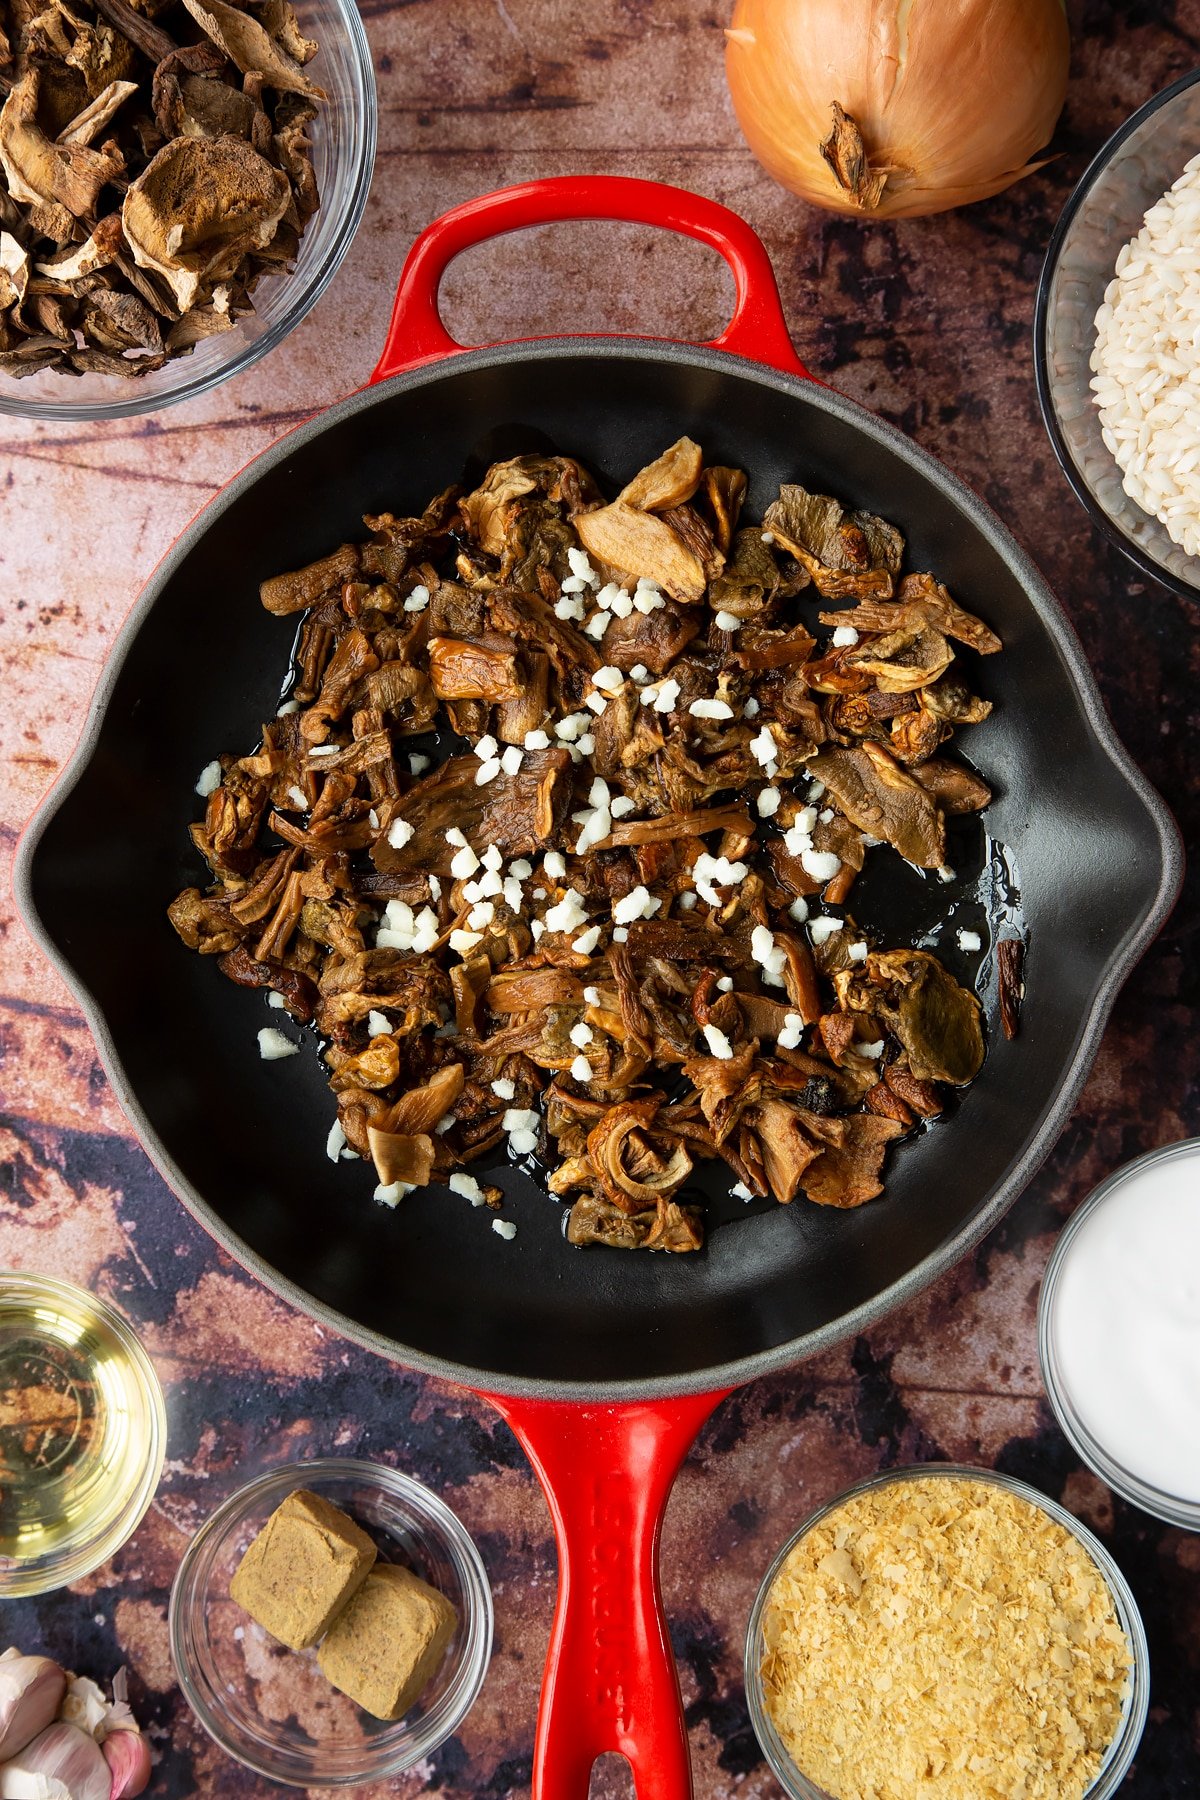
[725,0,1069,220]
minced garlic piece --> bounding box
[761,1475,1131,1800]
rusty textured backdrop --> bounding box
[2,1,1199,1795]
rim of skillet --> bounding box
[13,338,1185,1402]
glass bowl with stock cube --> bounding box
[169,1457,493,1786]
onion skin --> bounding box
[725,0,1069,220]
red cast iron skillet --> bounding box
[16,178,1182,1799]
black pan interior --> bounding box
[22,345,1177,1393]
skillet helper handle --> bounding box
[371,175,810,382]
[490,1390,731,1800]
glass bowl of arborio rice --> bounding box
[1035,66,1200,598]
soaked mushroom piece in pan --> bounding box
[868,950,985,1085]
[763,483,903,598]
[573,502,711,603]
[808,743,947,869]
[617,436,704,512]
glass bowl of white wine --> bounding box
[0,1272,166,1596]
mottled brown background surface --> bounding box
[2,1,1199,1795]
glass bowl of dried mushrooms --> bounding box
[0,0,375,419]
[744,1464,1149,1800]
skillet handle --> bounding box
[489,1389,731,1800]
[370,176,810,383]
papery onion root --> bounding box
[819,103,892,213]
[726,0,1070,221]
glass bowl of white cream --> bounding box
[1039,1138,1200,1529]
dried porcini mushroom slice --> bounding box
[460,459,541,558]
[586,1100,693,1213]
[0,67,123,215]
[169,441,1006,1254]
[847,622,954,693]
[566,1190,703,1252]
[57,78,139,145]
[897,571,1002,654]
[366,1128,435,1189]
[426,637,524,703]
[793,1109,905,1208]
[164,298,234,349]
[259,0,318,67]
[122,134,289,311]
[749,1097,822,1203]
[80,285,164,353]
[33,210,119,281]
[820,579,1001,658]
[808,742,946,868]
[923,672,993,724]
[709,524,801,618]
[153,43,249,139]
[703,465,748,554]
[181,0,323,96]
[870,950,985,1085]
[0,230,30,309]
[912,758,991,813]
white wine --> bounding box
[0,1275,165,1596]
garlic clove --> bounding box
[57,1679,108,1742]
[0,1659,67,1762]
[102,1732,151,1799]
[0,1721,111,1800]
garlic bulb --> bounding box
[0,1722,110,1800]
[0,1658,66,1763]
[725,0,1070,220]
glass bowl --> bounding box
[0,0,376,423]
[169,1457,493,1786]
[0,1271,166,1596]
[1039,1138,1200,1531]
[1034,67,1200,598]
[744,1463,1150,1800]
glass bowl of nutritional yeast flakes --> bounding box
[1040,1137,1200,1530]
[744,1464,1149,1800]
[0,1271,166,1596]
